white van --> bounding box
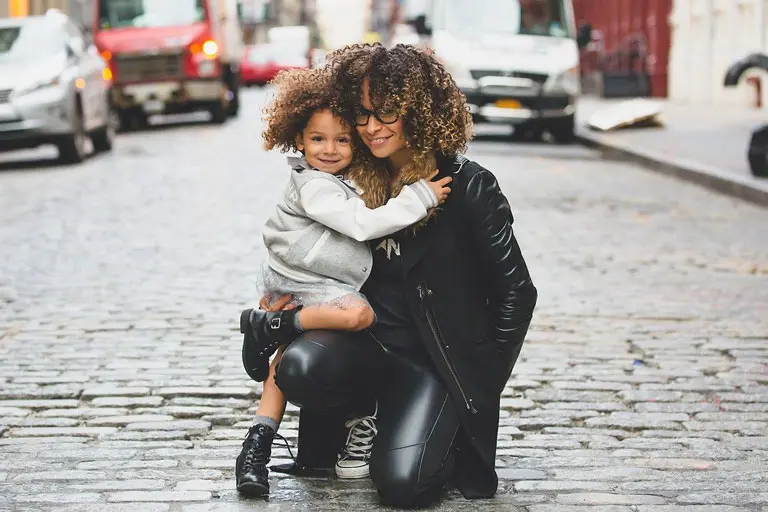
[409,0,588,143]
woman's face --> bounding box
[356,78,410,166]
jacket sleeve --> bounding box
[461,169,538,347]
[299,178,438,242]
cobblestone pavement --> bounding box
[1,89,767,512]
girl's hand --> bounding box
[259,294,295,312]
[427,170,452,204]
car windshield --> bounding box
[436,0,571,38]
[0,20,64,62]
[98,0,206,29]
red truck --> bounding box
[90,0,244,129]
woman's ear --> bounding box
[295,132,304,152]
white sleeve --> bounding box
[299,178,439,242]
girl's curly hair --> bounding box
[325,43,473,164]
[262,67,347,153]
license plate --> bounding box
[495,99,522,109]
[143,100,164,114]
[0,103,16,121]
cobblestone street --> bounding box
[1,88,767,512]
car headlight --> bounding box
[546,66,580,96]
[14,75,61,97]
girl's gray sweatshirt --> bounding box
[262,157,438,290]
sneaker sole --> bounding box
[335,464,370,479]
[237,480,269,497]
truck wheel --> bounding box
[228,75,240,118]
[57,106,88,164]
[549,115,576,145]
[118,111,148,132]
[209,101,228,124]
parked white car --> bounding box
[0,10,115,164]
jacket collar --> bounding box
[286,155,311,171]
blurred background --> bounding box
[0,0,766,166]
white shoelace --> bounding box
[339,415,378,462]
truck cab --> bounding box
[411,0,584,142]
[92,0,244,129]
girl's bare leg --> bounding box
[254,346,287,423]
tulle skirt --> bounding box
[257,263,370,310]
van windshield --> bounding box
[98,0,206,29]
[436,0,571,38]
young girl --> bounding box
[235,67,452,497]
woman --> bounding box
[238,43,537,508]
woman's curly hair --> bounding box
[326,43,473,164]
[262,67,348,153]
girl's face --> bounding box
[356,78,410,168]
[296,109,354,174]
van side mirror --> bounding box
[576,23,592,49]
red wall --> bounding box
[573,0,672,97]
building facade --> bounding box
[668,0,768,108]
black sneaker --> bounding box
[235,423,275,496]
[240,307,301,382]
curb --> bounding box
[576,129,768,209]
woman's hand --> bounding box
[427,170,452,204]
[259,294,296,312]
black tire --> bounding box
[91,109,117,153]
[748,124,768,177]
[209,101,228,124]
[57,104,88,164]
[228,72,240,118]
[510,126,543,143]
[118,111,149,133]
[549,115,576,145]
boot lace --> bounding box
[241,428,298,473]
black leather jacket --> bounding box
[400,154,538,498]
[285,154,537,499]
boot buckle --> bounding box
[269,316,281,330]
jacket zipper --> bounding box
[417,283,478,415]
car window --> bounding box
[0,20,66,61]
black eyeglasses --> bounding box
[354,107,400,126]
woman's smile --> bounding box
[366,135,392,148]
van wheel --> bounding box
[549,115,575,144]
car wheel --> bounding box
[209,100,228,124]
[57,107,88,164]
[91,109,118,153]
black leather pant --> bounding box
[275,330,460,509]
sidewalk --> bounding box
[576,96,768,207]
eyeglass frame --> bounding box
[354,106,401,126]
